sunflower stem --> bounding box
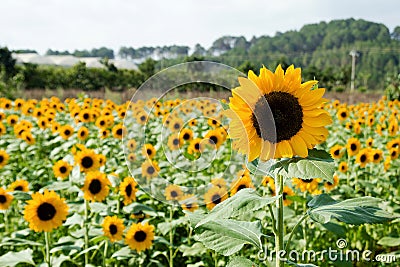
[169,205,174,267]
[285,213,308,253]
[103,240,108,267]
[44,231,51,267]
[84,199,89,266]
[275,174,284,267]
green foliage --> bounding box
[308,194,397,225]
[0,249,35,266]
[227,256,257,267]
[385,73,400,100]
[248,149,335,182]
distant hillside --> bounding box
[9,18,400,91]
[159,18,400,90]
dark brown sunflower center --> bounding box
[0,156,3,163]
[183,133,190,140]
[60,166,67,173]
[209,136,218,145]
[109,224,118,235]
[125,184,132,197]
[147,149,152,156]
[64,130,71,136]
[37,202,56,221]
[283,192,288,200]
[170,191,178,198]
[0,195,6,203]
[391,151,397,157]
[334,150,340,156]
[173,139,179,146]
[100,121,105,126]
[360,155,367,162]
[350,144,357,151]
[89,179,102,194]
[174,123,180,130]
[211,194,222,204]
[341,112,347,118]
[194,143,200,150]
[116,129,123,136]
[80,131,86,137]
[237,184,247,191]
[134,230,147,242]
[81,156,94,168]
[14,186,24,191]
[301,179,313,183]
[327,181,333,186]
[373,154,380,160]
[147,166,155,174]
[83,113,89,120]
[251,91,303,143]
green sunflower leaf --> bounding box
[285,156,335,183]
[227,256,258,267]
[193,219,263,256]
[0,248,35,266]
[196,188,277,227]
[308,194,397,225]
[377,236,400,247]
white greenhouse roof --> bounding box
[12,53,138,70]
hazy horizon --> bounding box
[1,0,399,54]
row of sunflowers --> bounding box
[0,66,399,266]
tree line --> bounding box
[1,18,400,98]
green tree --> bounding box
[138,58,157,80]
[0,47,17,78]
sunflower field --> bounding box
[0,65,399,267]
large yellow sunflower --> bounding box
[167,133,183,150]
[204,186,228,210]
[102,215,125,242]
[0,187,13,210]
[59,125,74,140]
[346,137,361,156]
[165,184,183,201]
[53,160,72,179]
[0,150,9,169]
[23,190,69,232]
[142,144,156,159]
[141,160,160,179]
[230,175,254,196]
[125,222,155,252]
[292,178,321,193]
[112,123,126,139]
[82,171,111,202]
[281,186,295,206]
[77,126,89,141]
[330,145,344,159]
[204,129,224,149]
[324,174,339,192]
[180,194,199,212]
[75,149,100,173]
[179,128,194,142]
[8,179,29,192]
[225,65,331,161]
[119,177,138,205]
[355,148,370,168]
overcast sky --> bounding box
[1,0,399,55]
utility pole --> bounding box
[349,49,358,93]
